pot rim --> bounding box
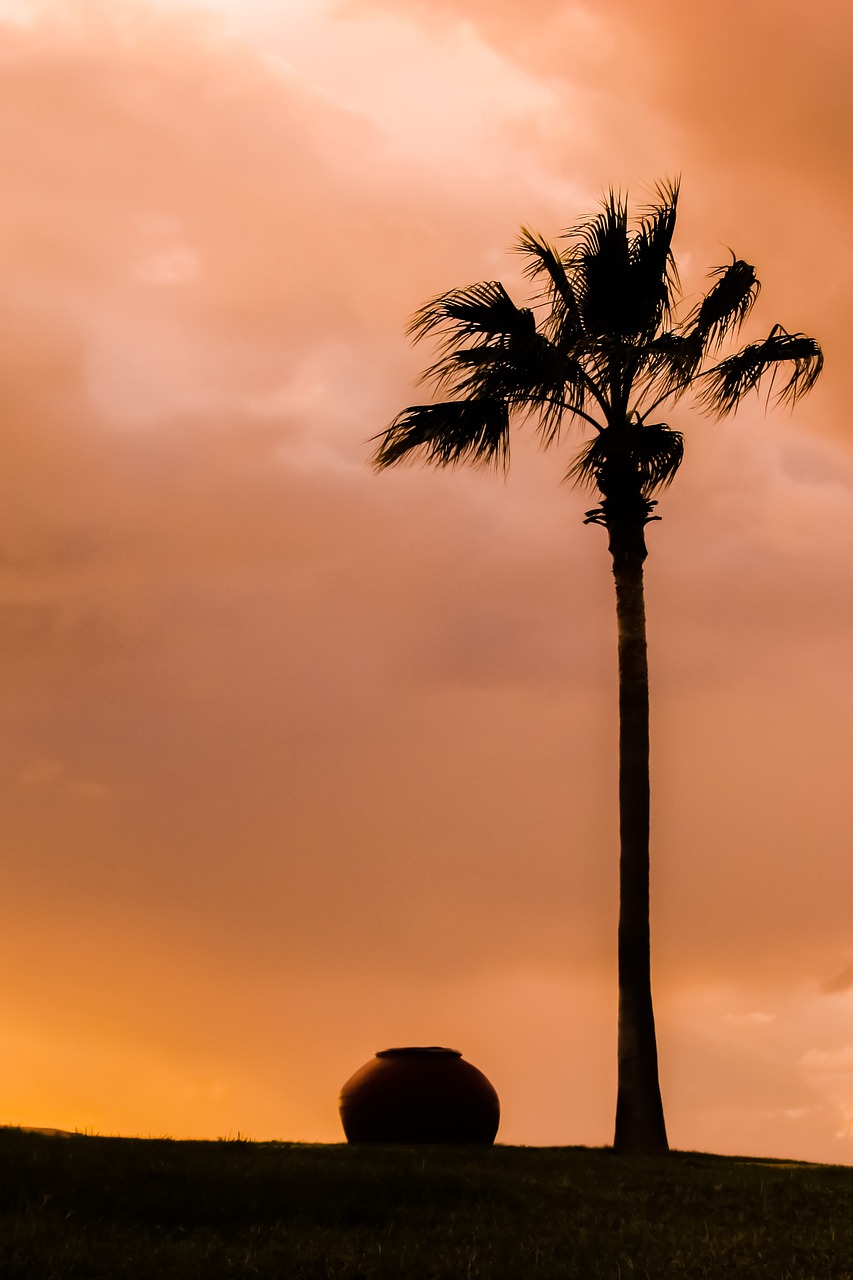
[375,1046,462,1058]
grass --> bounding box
[0,1128,851,1278]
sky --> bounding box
[0,0,852,1163]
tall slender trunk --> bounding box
[608,516,668,1155]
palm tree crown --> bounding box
[373,180,822,527]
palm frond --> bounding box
[371,398,511,471]
[420,307,538,393]
[562,183,681,341]
[525,356,605,443]
[566,190,633,338]
[642,176,681,222]
[700,325,824,415]
[514,228,583,347]
[569,187,629,264]
[644,329,704,380]
[568,421,684,499]
[630,178,680,332]
[685,256,760,351]
[424,323,591,410]
[407,282,524,348]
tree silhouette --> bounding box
[371,181,823,1155]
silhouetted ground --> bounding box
[0,1128,850,1278]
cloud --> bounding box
[802,1047,853,1077]
[821,964,853,996]
[0,0,850,1160]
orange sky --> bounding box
[1,0,852,1163]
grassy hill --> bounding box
[0,1128,850,1278]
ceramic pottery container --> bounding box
[338,1046,500,1144]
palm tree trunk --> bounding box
[608,516,669,1155]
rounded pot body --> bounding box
[338,1046,500,1144]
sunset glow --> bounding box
[1,0,851,1163]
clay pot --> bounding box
[338,1046,500,1144]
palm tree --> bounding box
[371,181,823,1155]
